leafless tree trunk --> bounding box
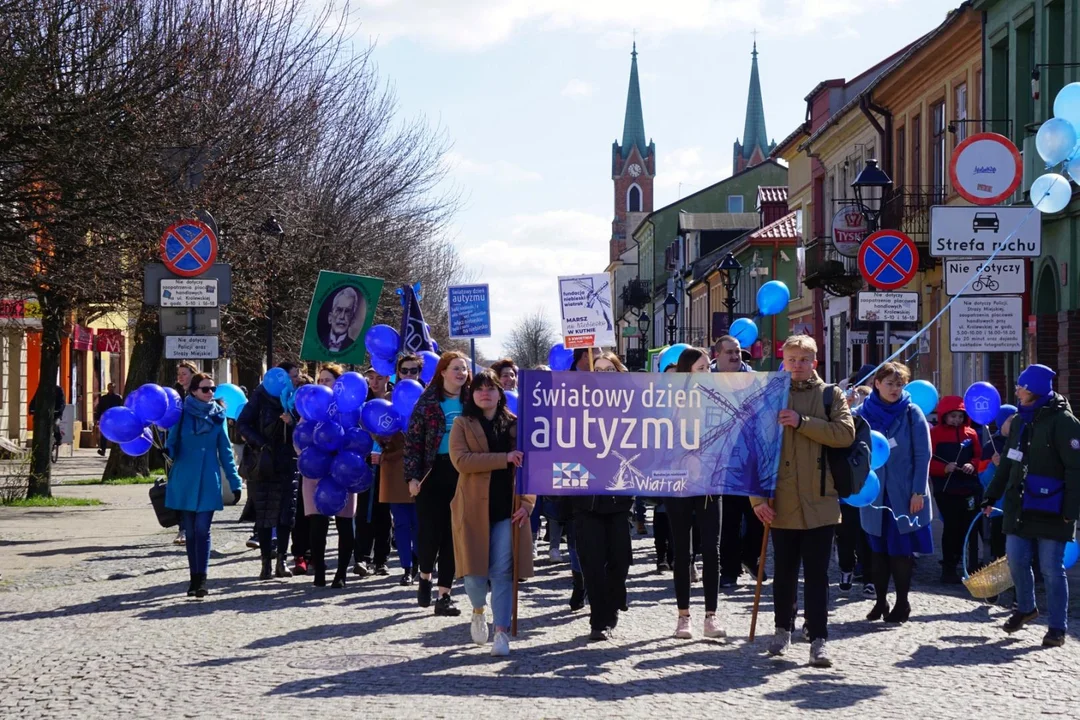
[504,309,558,370]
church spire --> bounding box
[734,39,774,173]
[620,42,649,159]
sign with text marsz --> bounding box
[949,132,1022,205]
[929,206,1041,257]
[944,258,1026,296]
[559,273,616,349]
[447,284,491,339]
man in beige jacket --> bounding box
[751,335,856,668]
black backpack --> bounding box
[822,384,872,498]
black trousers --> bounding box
[719,494,764,579]
[654,508,673,565]
[772,525,834,642]
[667,496,721,612]
[415,455,458,590]
[574,510,632,631]
[309,515,354,576]
[292,489,310,561]
[355,472,392,566]
[935,491,980,569]
[835,503,872,577]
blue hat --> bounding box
[1017,364,1056,397]
[995,404,1017,428]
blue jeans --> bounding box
[181,511,214,575]
[463,519,514,629]
[1006,534,1068,631]
[390,504,419,571]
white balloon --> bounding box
[1035,118,1078,166]
[1031,173,1073,214]
[1068,156,1080,186]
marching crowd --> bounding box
[158,336,1080,667]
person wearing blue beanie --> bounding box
[1016,364,1055,397]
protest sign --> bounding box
[558,274,616,349]
[300,272,384,363]
[516,370,788,498]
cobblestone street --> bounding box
[3,498,1080,718]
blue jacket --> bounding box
[855,402,933,536]
[165,397,242,513]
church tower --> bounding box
[733,42,776,173]
[611,43,655,263]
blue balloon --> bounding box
[343,426,374,454]
[362,398,403,435]
[313,421,345,452]
[419,351,440,384]
[1068,155,1080,186]
[392,379,424,418]
[128,384,169,425]
[730,317,758,348]
[295,383,334,423]
[431,340,440,354]
[331,450,373,493]
[505,389,519,415]
[262,367,291,397]
[841,470,881,508]
[1065,540,1080,570]
[314,478,348,516]
[365,324,400,359]
[996,404,1017,429]
[1031,173,1073,214]
[659,343,692,372]
[963,381,1002,426]
[213,383,248,421]
[120,429,153,457]
[280,384,296,414]
[155,387,182,430]
[548,343,573,371]
[1036,117,1078,166]
[333,372,369,413]
[294,420,315,451]
[907,380,939,417]
[370,354,397,377]
[756,281,791,316]
[1053,82,1080,130]
[869,430,890,470]
[338,408,361,429]
[100,406,144,443]
[298,447,333,479]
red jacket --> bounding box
[929,395,983,495]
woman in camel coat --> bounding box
[449,370,535,657]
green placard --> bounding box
[300,271,384,364]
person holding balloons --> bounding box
[983,364,1080,648]
[853,363,932,624]
[405,351,472,616]
[929,395,984,584]
[164,372,243,598]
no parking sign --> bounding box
[857,230,919,291]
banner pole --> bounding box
[511,493,520,637]
[749,502,773,642]
[587,347,594,371]
[470,338,476,369]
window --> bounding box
[727,195,744,213]
[954,83,968,142]
[975,70,983,125]
[1014,20,1035,145]
[824,173,834,237]
[931,101,946,199]
[896,127,906,189]
[1047,1,1066,117]
[990,38,1009,137]
[912,114,922,192]
[627,184,642,212]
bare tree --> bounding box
[504,308,558,370]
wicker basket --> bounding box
[961,508,1013,599]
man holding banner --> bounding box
[751,335,855,668]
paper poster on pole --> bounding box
[300,272,384,363]
[558,274,616,349]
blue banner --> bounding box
[447,284,491,339]
[517,370,789,497]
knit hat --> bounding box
[995,404,1017,428]
[850,364,877,386]
[1017,364,1056,397]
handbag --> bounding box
[148,478,180,528]
[1021,473,1066,515]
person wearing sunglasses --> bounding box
[397,355,423,381]
[165,373,243,598]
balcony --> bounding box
[620,279,653,311]
[879,186,946,270]
[803,236,863,297]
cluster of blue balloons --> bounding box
[101,383,183,457]
[365,325,401,377]
[728,281,792,351]
[1032,82,1080,213]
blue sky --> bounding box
[354,0,959,357]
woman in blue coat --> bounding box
[855,362,933,624]
[166,372,243,598]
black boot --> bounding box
[193,574,208,599]
[569,570,586,611]
[275,556,292,578]
[331,569,347,589]
[313,562,327,587]
[186,571,197,597]
[259,551,273,581]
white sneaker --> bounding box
[810,638,833,668]
[470,610,489,645]
[549,547,563,563]
[491,631,510,657]
[703,615,727,639]
[674,615,693,639]
[767,628,791,656]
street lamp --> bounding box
[663,292,679,346]
[850,159,893,233]
[637,311,651,370]
[718,252,743,330]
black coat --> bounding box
[236,384,298,529]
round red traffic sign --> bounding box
[858,230,919,291]
[160,219,218,277]
[949,132,1022,206]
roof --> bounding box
[737,43,771,160]
[678,213,761,232]
[757,186,788,205]
[749,210,799,240]
[620,43,649,159]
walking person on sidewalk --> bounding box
[751,335,855,668]
[449,370,534,656]
[376,356,420,585]
[930,395,984,584]
[405,351,472,616]
[93,383,123,457]
[983,364,1080,647]
[165,372,243,598]
[172,362,197,547]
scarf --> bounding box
[183,394,226,435]
[1016,393,1052,431]
[859,389,912,433]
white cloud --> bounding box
[445,151,542,183]
[561,79,593,97]
[455,210,610,356]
